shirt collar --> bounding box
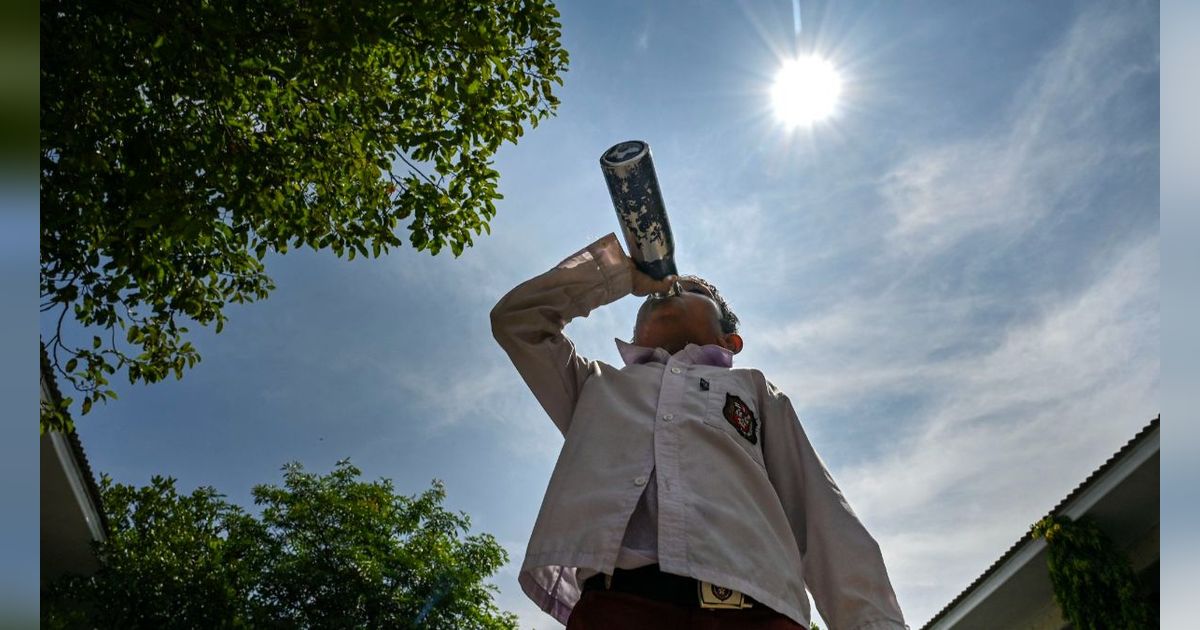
[615,339,734,368]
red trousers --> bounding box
[566,589,806,630]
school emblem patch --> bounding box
[722,393,758,445]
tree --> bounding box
[40,0,569,431]
[44,460,517,629]
[1030,515,1155,629]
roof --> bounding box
[919,414,1160,629]
[40,342,110,535]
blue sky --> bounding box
[55,1,1158,627]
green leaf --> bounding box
[41,461,518,627]
[39,0,568,425]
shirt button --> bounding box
[671,367,682,374]
[663,413,674,421]
[634,476,647,486]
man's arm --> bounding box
[760,381,907,630]
[490,233,671,435]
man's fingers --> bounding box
[638,274,676,297]
[627,255,679,296]
[660,275,679,294]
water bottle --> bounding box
[600,140,678,282]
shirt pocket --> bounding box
[701,379,767,470]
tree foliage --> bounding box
[1030,515,1155,629]
[40,0,568,431]
[43,460,517,629]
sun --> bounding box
[771,56,842,128]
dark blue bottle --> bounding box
[600,140,678,281]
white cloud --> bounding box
[752,291,988,410]
[384,357,565,459]
[739,3,1158,624]
[879,1,1156,260]
[836,235,1158,625]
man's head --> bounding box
[632,275,743,355]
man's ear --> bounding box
[723,333,744,355]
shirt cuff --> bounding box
[587,233,632,302]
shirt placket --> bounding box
[653,354,690,572]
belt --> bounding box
[581,565,757,609]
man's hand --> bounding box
[625,255,677,297]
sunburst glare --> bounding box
[771,55,842,128]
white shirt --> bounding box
[490,234,907,629]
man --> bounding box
[491,233,907,629]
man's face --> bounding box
[632,279,736,354]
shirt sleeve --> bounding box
[760,379,908,630]
[490,233,633,435]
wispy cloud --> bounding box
[636,25,651,52]
[844,236,1157,621]
[382,356,565,459]
[879,1,1156,261]
[738,2,1159,624]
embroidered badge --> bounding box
[722,393,758,445]
[698,581,753,609]
[699,378,710,391]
